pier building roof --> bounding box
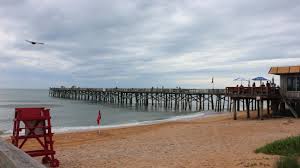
[269,65,300,75]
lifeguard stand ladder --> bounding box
[11,107,59,167]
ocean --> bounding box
[0,89,214,135]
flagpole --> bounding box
[98,124,101,134]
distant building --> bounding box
[269,65,300,98]
[269,65,300,115]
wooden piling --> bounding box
[49,88,229,112]
[260,100,264,120]
[233,99,237,120]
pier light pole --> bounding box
[211,77,214,90]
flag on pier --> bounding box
[97,110,101,125]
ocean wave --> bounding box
[0,100,42,103]
[0,103,62,108]
[1,111,223,136]
[51,112,208,133]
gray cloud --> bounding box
[0,0,299,88]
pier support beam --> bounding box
[233,99,237,120]
[267,100,270,115]
[49,88,231,112]
[260,100,264,120]
[246,99,250,119]
[257,100,260,119]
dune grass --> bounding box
[276,156,300,168]
[255,135,300,168]
[255,135,300,156]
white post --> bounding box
[98,124,101,134]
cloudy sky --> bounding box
[0,0,299,89]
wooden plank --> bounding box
[268,67,278,74]
[290,66,300,73]
[0,138,45,168]
[277,67,290,74]
[283,98,298,118]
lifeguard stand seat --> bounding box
[11,107,59,167]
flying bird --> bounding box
[25,40,44,45]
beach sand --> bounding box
[22,112,300,168]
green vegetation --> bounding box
[255,135,300,168]
[255,135,300,156]
[276,157,299,168]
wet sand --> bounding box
[22,112,300,168]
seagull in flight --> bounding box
[25,40,44,45]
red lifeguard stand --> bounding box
[11,107,59,167]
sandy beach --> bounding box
[20,112,300,168]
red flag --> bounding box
[97,110,101,125]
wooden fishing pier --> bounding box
[49,87,228,112]
[49,85,285,118]
[225,86,281,120]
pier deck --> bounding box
[49,87,284,119]
[49,88,227,112]
[225,86,281,120]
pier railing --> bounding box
[49,87,228,112]
[49,88,225,94]
[225,86,280,97]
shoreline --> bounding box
[54,111,228,134]
[1,111,228,138]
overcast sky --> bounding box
[0,0,299,89]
